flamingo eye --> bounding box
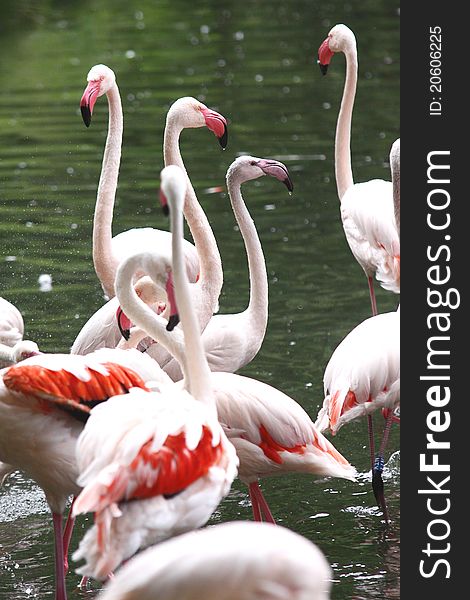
[250,161,256,166]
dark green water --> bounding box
[0,0,399,598]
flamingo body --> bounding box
[72,390,238,580]
[0,297,24,347]
[97,521,332,600]
[315,309,400,435]
[210,372,355,484]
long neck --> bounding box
[115,257,189,380]
[163,119,223,322]
[335,41,357,200]
[170,195,215,413]
[92,84,123,298]
[226,172,268,340]
[391,151,400,236]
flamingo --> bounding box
[73,85,227,359]
[71,166,238,581]
[317,24,400,315]
[80,65,227,299]
[97,521,333,600]
[114,166,355,525]
[120,155,293,381]
[315,307,400,521]
[0,296,24,348]
[0,347,171,600]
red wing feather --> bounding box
[128,426,223,500]
[3,361,149,416]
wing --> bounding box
[3,353,150,420]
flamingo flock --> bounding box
[0,21,399,600]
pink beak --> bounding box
[318,37,334,75]
[200,107,228,149]
[165,272,180,331]
[159,188,169,216]
[80,80,101,127]
[116,307,133,340]
[257,159,294,192]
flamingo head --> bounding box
[317,24,356,75]
[159,165,187,217]
[80,64,116,127]
[116,262,179,341]
[227,155,294,193]
[166,97,228,149]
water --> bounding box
[0,1,399,598]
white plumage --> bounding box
[315,308,400,435]
[72,389,238,580]
[97,521,332,600]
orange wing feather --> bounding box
[3,361,149,417]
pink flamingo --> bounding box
[156,155,293,380]
[97,521,333,600]
[114,166,355,525]
[318,24,400,315]
[71,168,237,580]
[73,79,226,359]
[0,347,171,600]
[80,65,226,300]
[315,307,400,521]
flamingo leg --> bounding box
[249,482,276,524]
[62,497,76,574]
[248,482,262,521]
[367,415,376,470]
[372,410,395,523]
[52,512,68,600]
[367,276,378,316]
[78,576,89,589]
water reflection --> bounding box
[0,0,399,598]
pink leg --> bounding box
[62,497,76,574]
[52,512,68,600]
[249,482,276,524]
[372,411,395,524]
[367,415,376,471]
[367,276,378,316]
[248,482,262,521]
[78,577,89,589]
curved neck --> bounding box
[115,257,189,381]
[335,41,357,200]
[226,172,268,340]
[170,195,215,412]
[92,83,123,298]
[163,117,223,319]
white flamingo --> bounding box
[315,307,400,521]
[115,166,355,524]
[318,24,400,315]
[71,166,238,580]
[97,521,333,600]
[153,155,293,380]
[80,65,227,300]
[0,347,170,600]
[0,296,24,348]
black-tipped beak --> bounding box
[81,104,92,127]
[116,308,131,340]
[283,176,294,193]
[318,62,329,76]
[218,126,228,150]
[162,203,170,217]
[166,314,180,331]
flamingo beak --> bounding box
[159,188,170,216]
[80,80,101,127]
[116,307,132,340]
[257,159,294,193]
[201,107,228,149]
[166,314,180,331]
[318,37,334,76]
[164,272,180,331]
